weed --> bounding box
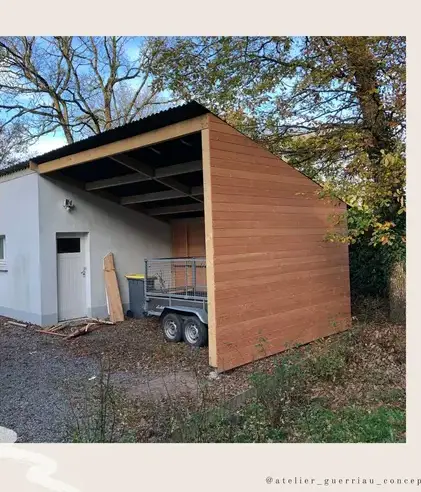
[249,351,312,427]
[66,358,136,443]
[310,344,348,382]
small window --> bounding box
[0,235,6,271]
[57,237,81,254]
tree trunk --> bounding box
[388,260,406,324]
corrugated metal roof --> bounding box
[0,101,210,177]
[0,161,30,177]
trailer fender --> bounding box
[160,307,208,325]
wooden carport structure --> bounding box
[29,102,351,371]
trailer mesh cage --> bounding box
[144,257,207,300]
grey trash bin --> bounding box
[125,274,145,318]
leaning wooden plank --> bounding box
[103,253,124,323]
[6,321,27,328]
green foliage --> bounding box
[349,211,405,301]
[350,240,389,298]
[149,36,406,248]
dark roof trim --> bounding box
[32,101,209,165]
[0,162,30,177]
[0,101,209,177]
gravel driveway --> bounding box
[0,319,99,442]
[0,315,272,442]
[0,316,216,442]
[0,317,211,442]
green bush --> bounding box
[349,240,389,299]
[349,212,406,303]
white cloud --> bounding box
[29,134,68,157]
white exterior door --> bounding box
[57,235,87,321]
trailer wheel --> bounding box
[183,316,208,348]
[161,313,183,343]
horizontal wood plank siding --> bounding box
[206,114,351,371]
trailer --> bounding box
[143,257,208,347]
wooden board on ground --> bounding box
[103,252,124,323]
[6,321,27,328]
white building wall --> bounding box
[0,171,43,324]
[38,175,171,325]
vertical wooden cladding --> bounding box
[206,114,351,371]
[171,217,206,257]
[171,217,207,289]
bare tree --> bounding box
[0,121,28,170]
[0,36,174,145]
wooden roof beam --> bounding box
[86,173,151,191]
[121,190,185,205]
[121,185,204,206]
[147,203,204,216]
[154,160,202,178]
[85,159,202,192]
[110,152,201,202]
[36,115,208,174]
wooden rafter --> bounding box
[110,153,202,203]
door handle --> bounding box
[81,267,87,277]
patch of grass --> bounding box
[295,405,406,443]
[172,399,406,443]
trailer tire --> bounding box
[183,316,208,348]
[161,313,183,343]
